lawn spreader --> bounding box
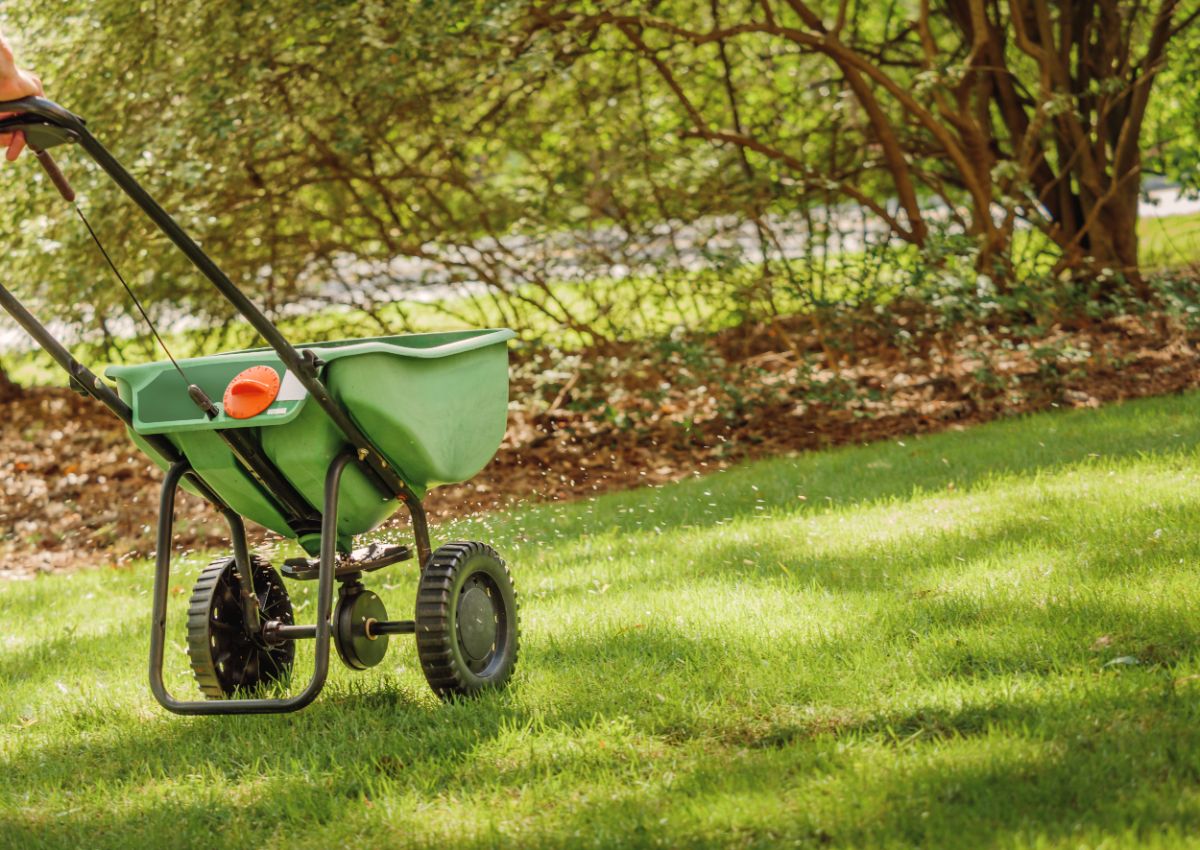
[0,97,520,714]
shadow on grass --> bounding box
[6,679,1200,849]
[524,585,1200,730]
[536,484,1200,610]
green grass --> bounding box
[1142,211,1200,269]
[8,394,1200,848]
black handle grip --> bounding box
[34,149,75,202]
[0,96,85,129]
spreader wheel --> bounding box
[186,555,295,698]
[415,542,519,699]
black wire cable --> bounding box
[72,202,192,387]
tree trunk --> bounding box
[1050,162,1143,288]
[1091,181,1142,285]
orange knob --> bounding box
[223,365,281,419]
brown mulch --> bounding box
[3,309,1199,578]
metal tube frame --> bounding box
[148,450,354,715]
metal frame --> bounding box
[0,97,439,713]
[148,452,352,714]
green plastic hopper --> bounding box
[106,328,515,554]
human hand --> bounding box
[0,32,43,161]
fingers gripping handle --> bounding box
[34,149,75,202]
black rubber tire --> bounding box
[186,555,295,698]
[415,541,519,699]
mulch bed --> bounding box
[3,309,1198,578]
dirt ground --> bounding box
[4,310,1199,577]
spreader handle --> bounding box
[0,96,431,520]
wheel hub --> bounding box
[457,580,498,661]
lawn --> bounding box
[6,392,1200,848]
[1142,211,1200,270]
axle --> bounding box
[261,618,415,644]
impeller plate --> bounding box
[334,587,389,670]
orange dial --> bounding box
[223,365,281,419]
